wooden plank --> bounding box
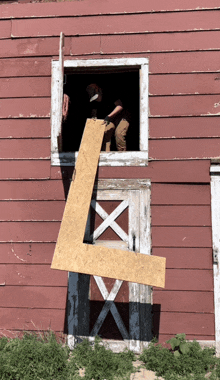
[149,51,220,74]
[11,11,220,38]
[150,138,220,160]
[0,58,51,77]
[52,241,165,287]
[0,119,50,138]
[0,242,55,264]
[156,312,215,335]
[153,291,214,313]
[0,264,6,285]
[5,264,67,286]
[1,0,220,19]
[0,201,65,221]
[101,31,220,54]
[51,118,165,287]
[152,226,212,247]
[150,73,220,96]
[0,20,11,39]
[151,205,211,226]
[151,184,210,205]
[149,117,220,138]
[0,180,66,200]
[160,269,213,291]
[0,222,60,242]
[0,308,65,331]
[0,286,67,309]
[99,160,211,183]
[0,37,71,58]
[152,248,213,269]
[150,95,220,117]
[52,119,105,244]
[0,98,50,118]
[0,77,51,98]
[0,139,50,159]
[0,161,50,180]
[70,36,101,56]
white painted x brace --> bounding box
[89,199,129,339]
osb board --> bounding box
[51,118,166,288]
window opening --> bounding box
[62,70,139,153]
[51,58,149,166]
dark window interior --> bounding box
[62,69,140,152]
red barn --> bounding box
[0,0,219,353]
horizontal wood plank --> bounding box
[0,161,50,180]
[161,269,213,291]
[150,73,220,96]
[0,139,50,159]
[101,31,220,54]
[0,98,50,118]
[149,138,220,159]
[0,222,60,242]
[150,95,220,117]
[0,201,65,221]
[0,20,11,39]
[0,77,51,98]
[0,180,66,200]
[0,242,55,264]
[5,264,67,286]
[0,307,65,331]
[0,119,50,138]
[152,226,212,247]
[0,264,6,285]
[1,1,220,19]
[153,247,213,269]
[70,36,101,56]
[0,286,67,309]
[149,117,220,138]
[0,58,51,77]
[149,51,220,74]
[153,291,214,313]
[154,312,215,335]
[0,37,71,58]
[151,205,211,226]
[11,11,220,38]
[151,184,210,205]
[99,161,211,183]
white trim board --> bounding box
[210,164,220,356]
[51,58,149,167]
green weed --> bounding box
[140,334,217,380]
[0,333,135,380]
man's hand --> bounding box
[103,116,111,125]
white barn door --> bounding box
[67,179,152,353]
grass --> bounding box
[0,333,135,380]
[1,332,220,380]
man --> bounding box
[86,83,130,152]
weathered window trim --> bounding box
[51,58,149,167]
[210,163,220,356]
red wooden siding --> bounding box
[0,0,217,343]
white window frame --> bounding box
[210,164,220,356]
[51,58,149,167]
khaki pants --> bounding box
[101,119,129,152]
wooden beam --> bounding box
[51,118,166,288]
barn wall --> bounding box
[0,0,218,343]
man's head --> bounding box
[86,83,102,102]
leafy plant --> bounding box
[69,336,135,380]
[140,334,217,380]
[167,333,190,357]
